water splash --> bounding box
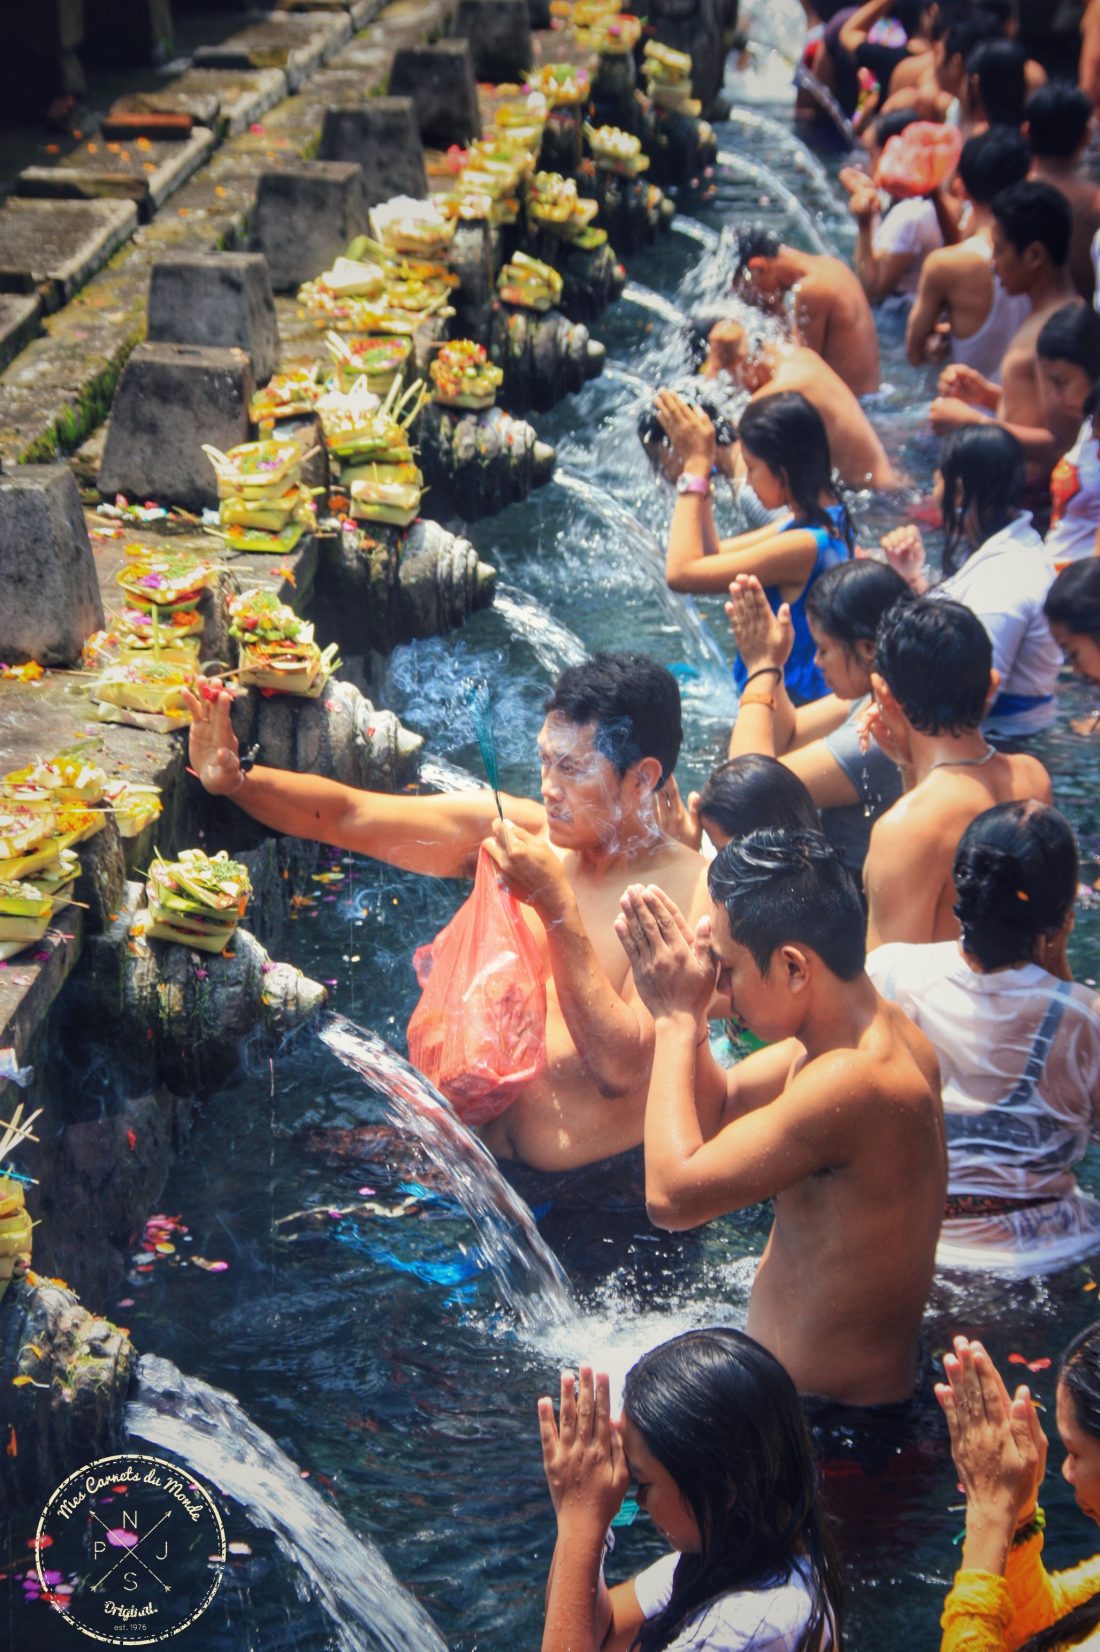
[792,67,862,152]
[494,584,588,677]
[419,754,485,795]
[126,1353,447,1652]
[603,360,658,394]
[669,216,721,251]
[620,282,690,328]
[716,110,845,220]
[382,635,544,775]
[319,1014,576,1331]
[715,150,836,257]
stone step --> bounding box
[15,128,217,223]
[0,294,42,374]
[0,198,138,315]
[191,11,353,91]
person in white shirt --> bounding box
[841,108,945,304]
[878,423,1061,741]
[1047,383,1100,567]
[868,800,1100,1276]
[538,1329,840,1652]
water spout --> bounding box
[419,754,485,795]
[669,216,721,252]
[319,1014,576,1331]
[495,584,589,676]
[619,282,690,328]
[715,151,836,257]
[127,1353,448,1652]
[792,67,862,153]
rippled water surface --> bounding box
[9,27,1100,1651]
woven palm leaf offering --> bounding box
[116,543,220,613]
[528,171,600,237]
[142,848,251,953]
[0,1103,40,1303]
[318,375,428,527]
[574,9,642,53]
[0,878,54,959]
[583,121,649,176]
[642,40,699,114]
[497,250,564,312]
[91,658,197,733]
[370,195,456,259]
[532,62,591,106]
[429,340,504,410]
[249,366,325,426]
[204,440,314,556]
[325,332,412,397]
[228,588,340,696]
[4,752,106,808]
[101,780,162,840]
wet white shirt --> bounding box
[873,195,943,297]
[634,1554,829,1652]
[934,512,1061,738]
[1046,418,1100,565]
[868,942,1100,1274]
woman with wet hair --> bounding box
[1045,558,1100,690]
[724,559,913,874]
[936,1324,1100,1651]
[538,1329,840,1651]
[879,423,1062,743]
[867,800,1100,1275]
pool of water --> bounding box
[8,28,1100,1652]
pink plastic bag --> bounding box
[407,845,547,1125]
[876,122,961,200]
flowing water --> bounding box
[8,35,1100,1652]
[126,1354,449,1652]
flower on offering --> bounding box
[143,848,252,953]
[497,251,564,311]
[429,340,504,409]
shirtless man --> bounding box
[905,126,1031,379]
[930,180,1080,472]
[732,225,880,397]
[862,598,1052,948]
[702,319,898,489]
[615,829,946,1406]
[1026,81,1100,303]
[183,653,705,1174]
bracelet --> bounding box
[739,693,776,710]
[742,666,782,688]
[676,471,712,497]
[1012,1507,1045,1546]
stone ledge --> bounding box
[0,198,139,315]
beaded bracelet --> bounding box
[1012,1507,1045,1546]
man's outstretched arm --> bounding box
[184,685,545,879]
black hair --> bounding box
[1017,1323,1100,1652]
[871,107,922,148]
[978,0,1018,29]
[544,652,683,788]
[1025,80,1093,159]
[957,125,1031,205]
[938,423,1026,574]
[952,801,1078,969]
[805,559,914,655]
[707,827,866,980]
[736,393,854,552]
[992,179,1072,268]
[1036,303,1100,378]
[637,381,736,448]
[892,0,925,35]
[943,9,999,69]
[966,39,1027,125]
[1086,378,1100,421]
[733,222,783,276]
[624,1328,842,1652]
[696,755,820,843]
[875,598,993,734]
[1044,556,1100,639]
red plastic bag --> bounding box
[876,121,961,200]
[407,845,547,1125]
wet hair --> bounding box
[871,107,922,148]
[938,423,1025,574]
[696,755,820,843]
[1026,80,1093,159]
[992,180,1073,268]
[956,125,1031,205]
[1017,1322,1100,1652]
[707,827,866,979]
[805,559,914,657]
[965,39,1027,126]
[733,223,783,275]
[979,0,1019,30]
[952,801,1078,969]
[736,393,854,552]
[544,652,682,788]
[623,1328,842,1652]
[875,598,993,734]
[637,382,736,448]
[942,9,999,70]
[1036,304,1100,379]
[1044,556,1100,639]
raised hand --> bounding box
[654,773,703,850]
[935,1337,1046,1536]
[484,818,571,922]
[726,574,793,672]
[181,683,244,796]
[537,1365,629,1533]
[654,389,717,470]
[938,363,996,405]
[878,524,927,588]
[615,883,716,1023]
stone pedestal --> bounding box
[98,342,253,512]
[452,0,532,80]
[389,42,481,148]
[146,252,280,384]
[490,306,605,412]
[0,464,104,665]
[249,162,367,292]
[419,403,555,518]
[319,100,428,208]
[448,219,497,339]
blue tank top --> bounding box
[732,504,852,704]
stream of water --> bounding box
[8,31,1100,1652]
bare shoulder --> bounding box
[868,781,945,849]
[644,836,706,899]
[1007,752,1053,803]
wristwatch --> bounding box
[676,472,712,496]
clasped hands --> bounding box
[936,1336,1048,1542]
[615,883,716,1026]
[538,1365,630,1534]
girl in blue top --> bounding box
[661,390,854,702]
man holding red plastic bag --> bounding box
[183,655,707,1186]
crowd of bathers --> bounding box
[185,4,1100,1645]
